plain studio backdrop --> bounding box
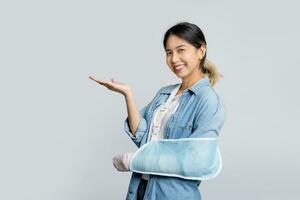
[0,0,299,199]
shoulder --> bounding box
[196,86,221,104]
[193,86,224,115]
[157,83,180,94]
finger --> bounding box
[112,78,125,85]
[102,81,115,88]
[101,82,118,91]
[89,76,118,90]
[90,77,109,85]
[111,78,118,83]
[89,76,99,81]
[89,76,99,82]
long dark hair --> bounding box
[163,22,221,86]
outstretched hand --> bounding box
[89,76,131,96]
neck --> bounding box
[179,71,204,92]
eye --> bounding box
[179,49,185,52]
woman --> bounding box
[89,22,225,200]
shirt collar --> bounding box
[159,76,210,95]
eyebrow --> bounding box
[165,45,186,52]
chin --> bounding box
[175,74,187,79]
[172,68,188,79]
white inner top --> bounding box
[141,85,182,180]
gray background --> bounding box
[0,0,299,199]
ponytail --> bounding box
[201,59,222,86]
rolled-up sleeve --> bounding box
[124,114,148,147]
[124,88,164,147]
[124,93,157,147]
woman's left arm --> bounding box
[126,94,226,180]
[189,94,225,138]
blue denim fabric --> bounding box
[124,77,225,200]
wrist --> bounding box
[124,89,133,98]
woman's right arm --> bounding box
[124,90,141,136]
[89,76,142,137]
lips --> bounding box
[173,64,185,72]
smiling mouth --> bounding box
[174,65,185,71]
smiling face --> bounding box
[165,34,206,81]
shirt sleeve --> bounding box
[124,88,162,147]
[124,103,151,147]
[189,92,226,138]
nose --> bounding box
[171,52,180,64]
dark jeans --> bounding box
[137,178,148,200]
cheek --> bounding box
[166,56,171,66]
[185,55,199,66]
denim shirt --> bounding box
[123,77,225,200]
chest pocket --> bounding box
[175,120,193,138]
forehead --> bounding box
[165,35,191,50]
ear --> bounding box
[197,45,207,59]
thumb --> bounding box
[111,78,117,83]
[111,78,124,85]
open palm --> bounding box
[89,76,131,96]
